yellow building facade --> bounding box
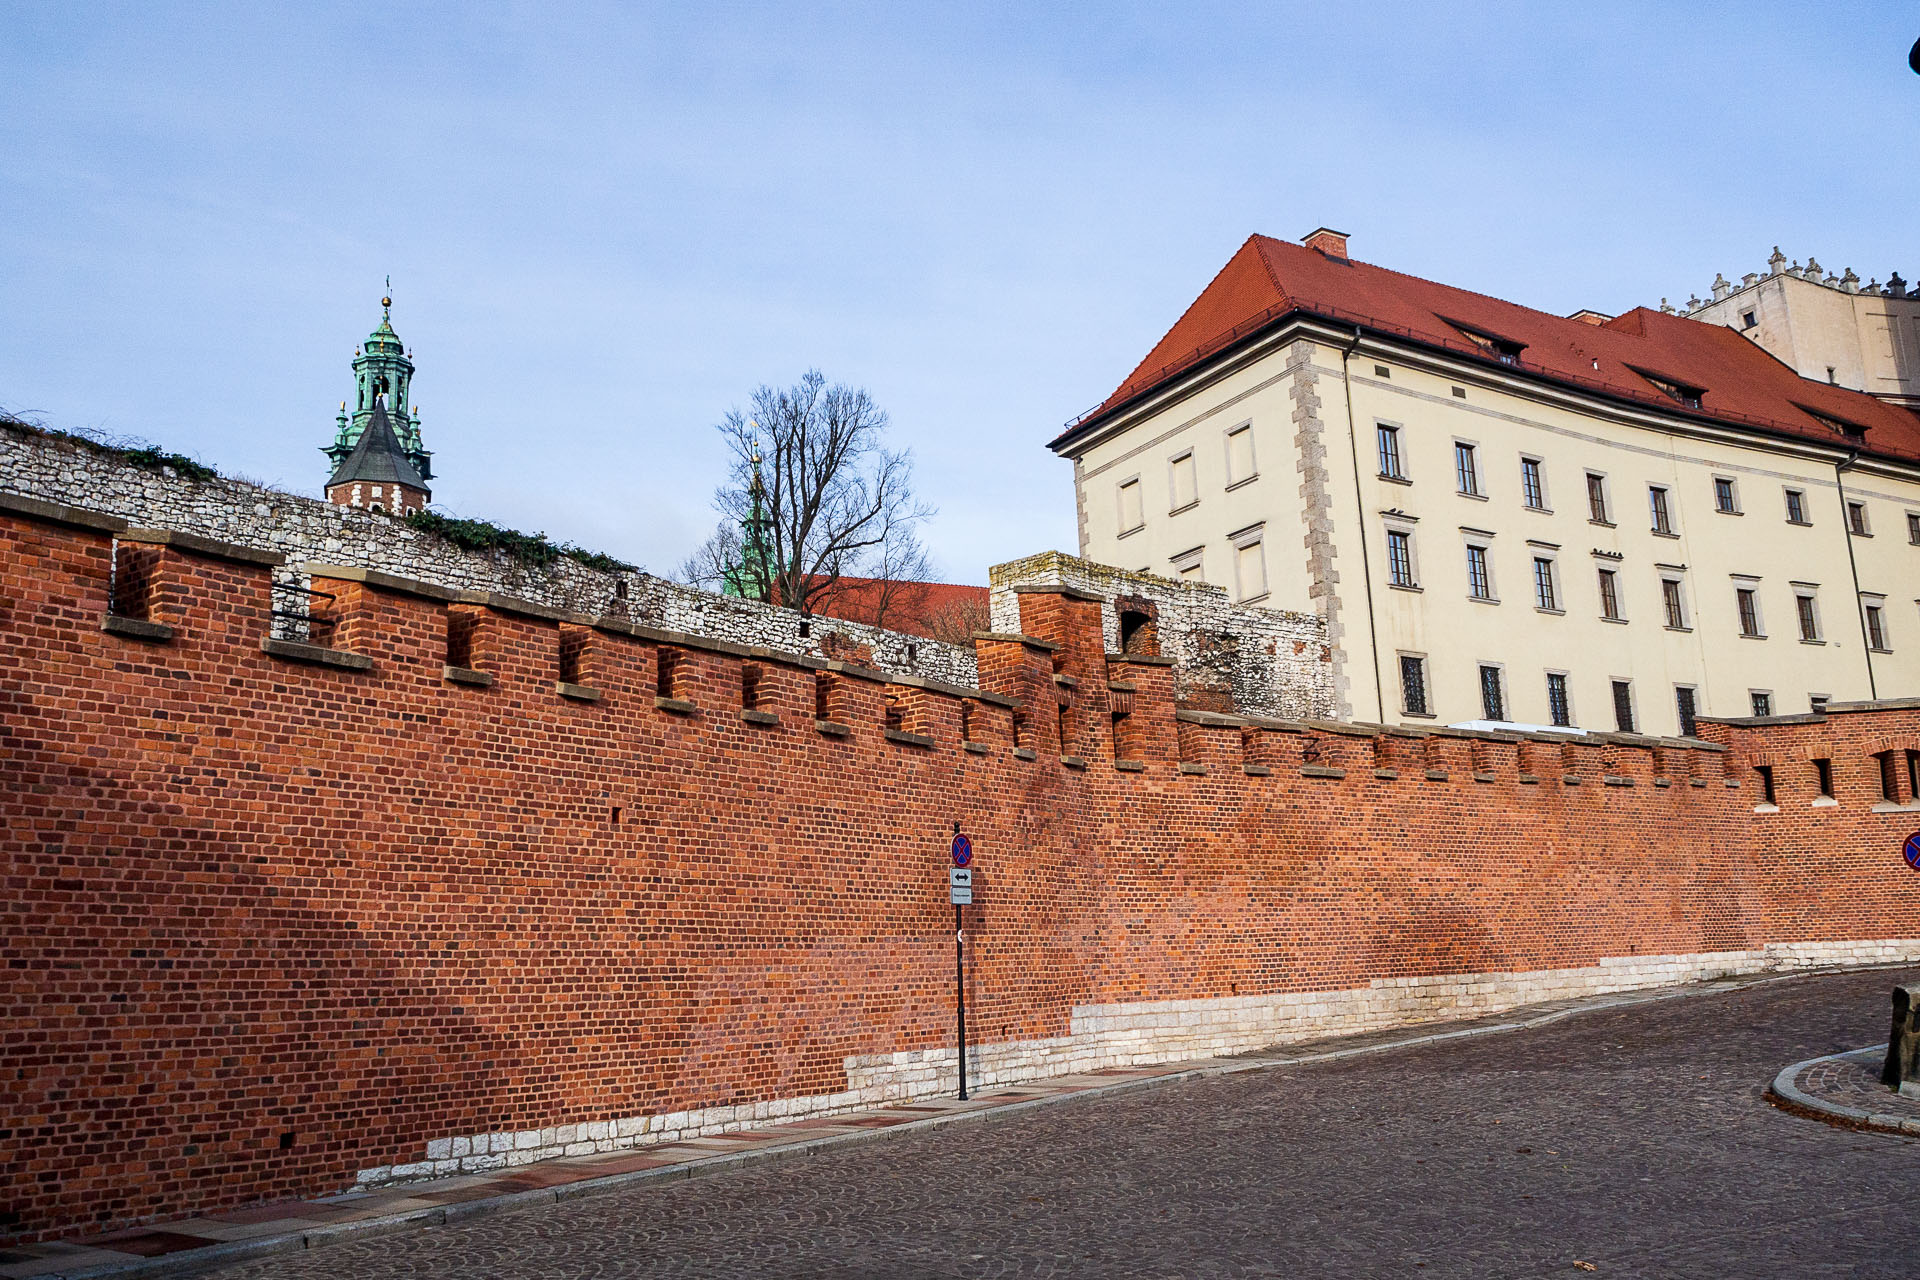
[1053,231,1920,735]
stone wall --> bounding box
[0,420,979,686]
[988,549,1334,719]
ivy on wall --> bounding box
[403,509,637,575]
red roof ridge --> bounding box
[1057,233,1920,467]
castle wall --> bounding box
[988,549,1335,719]
[0,420,980,686]
[4,499,1920,1244]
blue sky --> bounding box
[2,2,1914,581]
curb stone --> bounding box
[11,960,1917,1280]
[1766,1046,1920,1136]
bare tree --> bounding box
[678,370,932,616]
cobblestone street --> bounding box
[214,968,1920,1279]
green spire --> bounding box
[324,280,433,482]
[723,435,775,601]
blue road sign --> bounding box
[952,833,973,868]
[1905,831,1920,872]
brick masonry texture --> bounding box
[5,502,1920,1245]
[0,421,979,686]
[988,550,1334,720]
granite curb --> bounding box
[9,961,1913,1280]
[1766,1045,1920,1136]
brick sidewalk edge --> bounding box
[26,961,1919,1280]
[1765,1045,1920,1136]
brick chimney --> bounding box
[1303,227,1349,259]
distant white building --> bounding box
[1679,248,1920,411]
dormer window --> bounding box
[1799,406,1867,442]
[1445,318,1526,365]
[1631,367,1705,410]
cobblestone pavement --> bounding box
[213,968,1920,1280]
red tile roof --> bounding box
[1054,235,1920,466]
[806,577,989,642]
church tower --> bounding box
[324,285,433,482]
[323,286,433,515]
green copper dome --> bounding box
[323,289,433,484]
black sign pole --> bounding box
[955,901,968,1100]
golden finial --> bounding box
[382,274,392,313]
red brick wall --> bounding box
[4,509,1918,1243]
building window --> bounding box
[1879,752,1901,803]
[1225,424,1257,487]
[1865,601,1890,651]
[1386,529,1417,588]
[1785,489,1808,525]
[1399,655,1431,717]
[1546,673,1572,728]
[1520,458,1546,510]
[1742,310,1758,329]
[1662,577,1688,630]
[1847,501,1869,536]
[1750,690,1773,717]
[1479,664,1505,721]
[1170,546,1204,582]
[1377,424,1405,480]
[1611,679,1635,733]
[1169,452,1198,512]
[1231,532,1267,603]
[1586,472,1611,524]
[1597,568,1622,621]
[1649,485,1675,535]
[1455,442,1481,496]
[1756,765,1776,805]
[1736,586,1763,638]
[1811,694,1830,713]
[1795,590,1821,642]
[1117,478,1144,534]
[1532,556,1558,611]
[1676,686,1698,737]
[1713,477,1739,514]
[1908,512,1920,545]
[1466,543,1494,601]
[1814,757,1834,799]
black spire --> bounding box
[326,397,429,496]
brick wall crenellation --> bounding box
[4,505,1920,1244]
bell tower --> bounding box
[325,282,434,483]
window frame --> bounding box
[1847,500,1871,537]
[1610,678,1636,733]
[1462,532,1497,603]
[1733,579,1765,639]
[1167,449,1199,515]
[1398,652,1433,718]
[1478,662,1507,723]
[1519,456,1548,511]
[1530,548,1561,613]
[1453,440,1483,498]
[1907,511,1920,545]
[1169,545,1205,583]
[1376,422,1407,481]
[1864,596,1891,651]
[1545,671,1573,728]
[1713,475,1741,515]
[1749,690,1774,718]
[1384,520,1420,590]
[1675,684,1699,738]
[1597,565,1624,622]
[1115,474,1145,536]
[1229,523,1268,603]
[1648,484,1676,536]
[1223,421,1258,490]
[1661,573,1691,631]
[1793,585,1822,643]
[1784,488,1809,526]
[1586,471,1612,525]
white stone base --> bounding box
[355,937,1920,1186]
